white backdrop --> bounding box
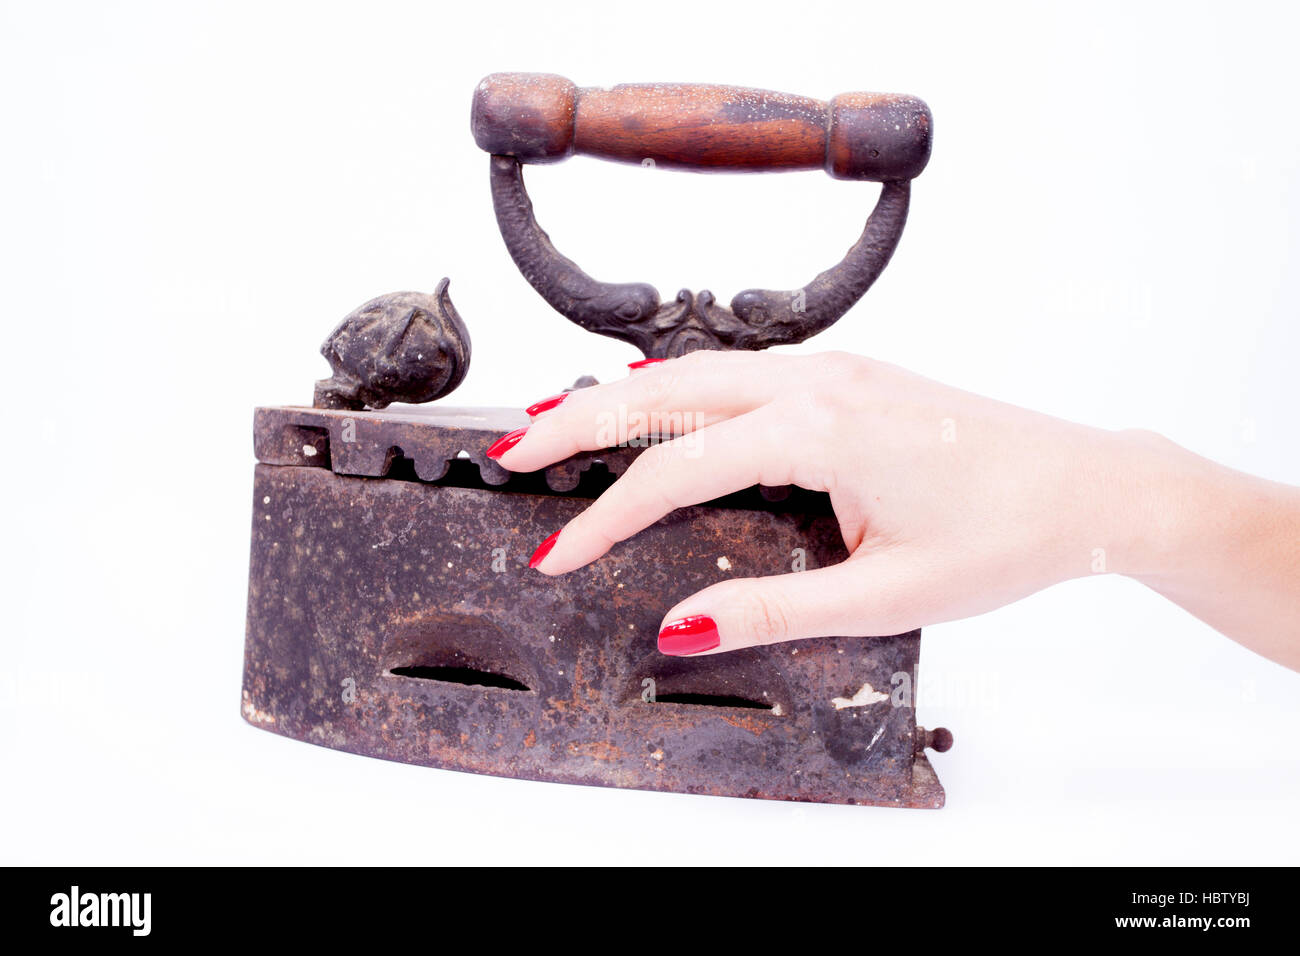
[2,0,1298,864]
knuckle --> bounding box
[740,589,796,646]
[638,367,681,408]
[611,450,681,517]
[673,348,740,378]
[792,352,877,431]
[625,439,684,488]
[565,508,617,550]
[676,348,720,369]
[815,350,873,384]
[793,390,849,445]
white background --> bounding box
[2,0,1297,864]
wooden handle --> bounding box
[471,73,932,181]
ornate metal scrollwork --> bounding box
[488,155,911,359]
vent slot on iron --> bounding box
[389,664,530,692]
[381,611,535,695]
[629,650,793,716]
[650,691,772,711]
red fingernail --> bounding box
[628,358,664,370]
[658,615,720,655]
[529,530,560,569]
[525,393,567,416]
[486,427,527,459]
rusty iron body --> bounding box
[245,406,945,806]
[242,74,950,807]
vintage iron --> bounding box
[242,73,952,807]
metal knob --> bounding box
[916,726,954,754]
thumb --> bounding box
[656,554,924,656]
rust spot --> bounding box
[720,713,773,736]
[568,740,624,762]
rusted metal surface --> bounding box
[474,74,931,358]
[244,405,946,807]
[253,404,636,493]
[242,74,949,807]
[487,157,911,358]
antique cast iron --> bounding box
[471,73,931,356]
[242,74,951,807]
[313,279,470,411]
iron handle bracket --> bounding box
[474,73,931,358]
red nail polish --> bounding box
[486,427,527,459]
[529,530,560,569]
[628,358,665,370]
[658,614,720,655]
[525,393,567,416]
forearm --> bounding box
[1107,430,1300,669]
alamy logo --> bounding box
[49,885,151,937]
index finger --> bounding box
[490,349,799,473]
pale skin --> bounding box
[492,350,1300,671]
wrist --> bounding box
[1090,428,1217,583]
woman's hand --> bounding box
[488,350,1300,668]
